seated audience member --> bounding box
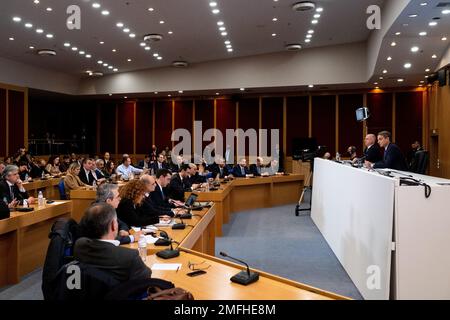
[116,156,144,180]
[171,155,184,173]
[64,162,90,199]
[208,157,230,179]
[150,169,184,210]
[250,157,265,176]
[232,158,250,177]
[79,158,96,186]
[0,165,35,205]
[93,159,106,182]
[103,152,111,168]
[140,174,176,218]
[362,134,382,164]
[161,146,172,163]
[0,161,5,176]
[138,155,151,170]
[150,145,158,163]
[365,131,407,170]
[4,157,13,165]
[59,155,71,173]
[266,159,282,175]
[75,203,152,282]
[188,163,207,184]
[94,183,140,245]
[70,153,79,164]
[13,148,28,164]
[18,161,30,181]
[45,156,62,176]
[407,140,424,169]
[347,146,357,161]
[323,152,332,160]
[151,154,169,173]
[103,161,116,179]
[167,164,200,201]
[30,159,50,178]
[116,180,160,227]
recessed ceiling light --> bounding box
[429,21,438,26]
[442,9,450,14]
[85,54,92,58]
[224,40,230,44]
[113,68,118,72]
[240,88,245,91]
[145,46,150,50]
[419,31,427,36]
[108,66,113,69]
[387,56,392,61]
[375,86,380,89]
[157,56,163,60]
[79,51,85,55]
[92,3,101,9]
[219,27,226,31]
[25,23,33,28]
[116,22,124,28]
[216,92,220,95]
[272,18,278,22]
[383,69,388,74]
[72,47,78,51]
[432,54,437,59]
[33,0,39,3]
[311,19,318,24]
[112,49,116,52]
[408,14,418,18]
[271,33,277,37]
[103,63,108,66]
[153,53,159,57]
[178,90,184,93]
[217,21,224,26]
[308,85,314,88]
[305,39,311,43]
[46,34,53,38]
[127,58,132,62]
[168,94,171,97]
[308,30,314,34]
[425,68,430,72]
[140,42,146,46]
[97,60,103,64]
[420,2,428,6]
[64,42,71,47]
[168,31,173,34]
[395,32,401,35]
[227,48,233,52]
[397,79,404,82]
[101,10,110,15]
[129,33,136,38]
[209,2,217,7]
[99,41,104,44]
[404,63,412,69]
[159,20,165,24]
[212,9,220,14]
[306,34,312,39]
[9,37,14,41]
[420,80,425,83]
[379,76,384,80]
[36,28,44,33]
[154,92,158,94]
[374,82,378,85]
[12,16,22,22]
[226,44,232,48]
[46,7,52,11]
[314,14,321,18]
[29,46,35,49]
[442,37,447,41]
[124,96,127,99]
[221,32,228,36]
[411,46,419,52]
[148,7,154,11]
[123,28,130,33]
[391,41,396,46]
[316,8,323,12]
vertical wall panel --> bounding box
[136,101,153,154]
[286,96,309,156]
[117,101,135,154]
[395,91,423,155]
[366,93,393,137]
[312,95,336,155]
[8,90,25,154]
[174,100,193,154]
[99,102,117,154]
[154,100,173,150]
[0,89,6,157]
[261,97,283,157]
[216,99,236,160]
[238,98,259,159]
[195,100,214,149]
[338,94,364,154]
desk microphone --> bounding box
[219,252,259,285]
[156,239,180,259]
[172,217,186,230]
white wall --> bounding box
[438,44,450,70]
[0,56,79,94]
[77,42,368,95]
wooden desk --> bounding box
[23,178,62,200]
[124,205,216,256]
[187,175,304,236]
[0,201,72,287]
[146,249,348,300]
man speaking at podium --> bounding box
[365,131,407,171]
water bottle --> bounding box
[38,191,44,207]
[25,173,29,181]
[23,199,28,208]
[41,171,45,179]
[336,153,341,162]
[138,234,147,261]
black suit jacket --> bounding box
[208,164,230,178]
[149,184,175,210]
[138,160,151,169]
[364,144,383,163]
[151,162,169,173]
[0,200,10,220]
[232,165,250,177]
[79,168,95,185]
[374,143,407,171]
[116,198,160,228]
[249,164,264,176]
[167,173,192,201]
[143,194,174,217]
[189,173,207,184]
[0,180,29,204]
[74,237,151,283]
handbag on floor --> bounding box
[147,287,194,300]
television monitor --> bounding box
[356,107,370,122]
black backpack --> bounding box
[42,218,81,300]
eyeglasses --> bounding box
[188,260,211,271]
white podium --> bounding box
[311,158,450,300]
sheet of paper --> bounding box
[144,235,159,244]
[151,263,182,271]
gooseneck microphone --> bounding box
[156,238,180,259]
[219,251,259,285]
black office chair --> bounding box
[410,150,429,174]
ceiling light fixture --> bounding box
[395,32,401,35]
[46,34,53,38]
[46,7,52,12]
[272,18,278,22]
[221,32,228,36]
[64,42,71,47]
[101,10,110,15]
[13,17,22,22]
[37,49,56,56]
[85,54,92,58]
[305,39,311,43]
[391,41,396,46]
[419,31,427,36]
[292,2,316,12]
[159,20,165,24]
[382,69,388,74]
[157,56,162,60]
[442,37,447,41]
[404,63,412,69]
[425,68,430,72]
[209,2,217,7]
[387,56,392,61]
[308,30,314,34]
[311,19,318,24]
[123,28,130,33]
[240,88,245,91]
[429,21,438,26]
[92,3,101,9]
[116,22,124,27]
[408,14,418,18]
[129,33,136,38]
[308,85,314,88]
[432,54,437,59]
[25,23,33,28]
[411,46,419,52]
[397,79,404,82]
[148,7,154,11]
[36,28,44,33]
[442,9,450,14]
[71,47,78,51]
[9,37,14,41]
[212,9,220,14]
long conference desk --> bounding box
[0,173,350,300]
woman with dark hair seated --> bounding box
[116,180,160,228]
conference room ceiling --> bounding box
[1,0,383,77]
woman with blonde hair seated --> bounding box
[63,162,90,199]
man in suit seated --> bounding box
[140,174,178,218]
[0,165,35,205]
[266,159,282,175]
[167,164,201,201]
[249,157,265,176]
[0,161,5,176]
[150,169,184,211]
[362,134,383,164]
[116,156,145,180]
[75,203,152,283]
[365,131,407,171]
[170,155,184,173]
[232,158,250,177]
[151,154,169,173]
[188,163,207,184]
[79,158,96,186]
[208,157,230,179]
[138,155,151,170]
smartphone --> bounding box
[186,270,207,277]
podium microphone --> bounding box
[219,251,259,285]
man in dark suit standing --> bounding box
[0,165,35,205]
[363,134,383,163]
[366,131,407,171]
[79,158,95,185]
[232,158,250,177]
[75,203,151,283]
